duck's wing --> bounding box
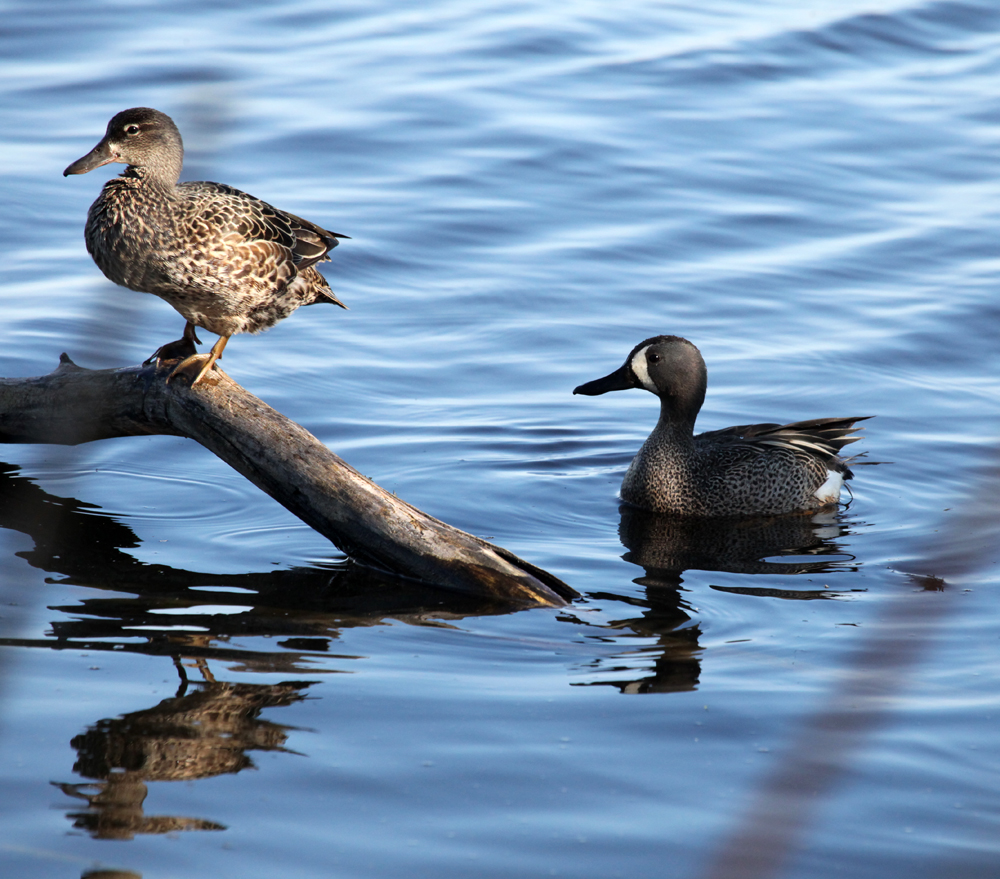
[698,422,781,442]
[179,181,348,271]
[699,416,872,466]
[280,208,351,269]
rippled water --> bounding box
[2,1,1000,877]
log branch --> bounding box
[0,356,577,607]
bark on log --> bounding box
[0,355,577,607]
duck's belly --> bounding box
[172,286,307,337]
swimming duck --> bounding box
[64,107,349,384]
[573,335,870,516]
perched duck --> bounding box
[573,335,870,516]
[64,107,349,384]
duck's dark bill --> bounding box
[64,142,115,176]
[573,363,635,396]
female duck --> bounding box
[574,335,869,516]
[64,107,349,384]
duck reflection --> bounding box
[574,585,703,694]
[54,675,312,839]
[619,504,857,587]
[576,505,859,694]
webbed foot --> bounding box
[167,335,229,386]
[168,354,216,385]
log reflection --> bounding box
[0,462,528,672]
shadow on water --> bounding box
[564,503,864,694]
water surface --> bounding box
[1,1,999,877]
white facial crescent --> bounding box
[630,345,658,393]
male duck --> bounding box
[64,107,349,384]
[574,335,870,516]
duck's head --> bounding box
[573,335,707,422]
[64,108,183,182]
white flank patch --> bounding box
[630,345,658,393]
[814,469,844,504]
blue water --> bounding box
[2,1,1000,877]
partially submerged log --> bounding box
[0,356,577,608]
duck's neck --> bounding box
[651,394,698,448]
[123,159,180,191]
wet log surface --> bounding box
[0,355,577,608]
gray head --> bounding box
[573,335,708,425]
[63,108,183,184]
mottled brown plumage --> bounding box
[574,335,870,516]
[64,107,348,383]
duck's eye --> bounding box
[124,124,140,136]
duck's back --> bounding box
[175,181,338,269]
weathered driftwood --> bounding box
[0,355,577,607]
